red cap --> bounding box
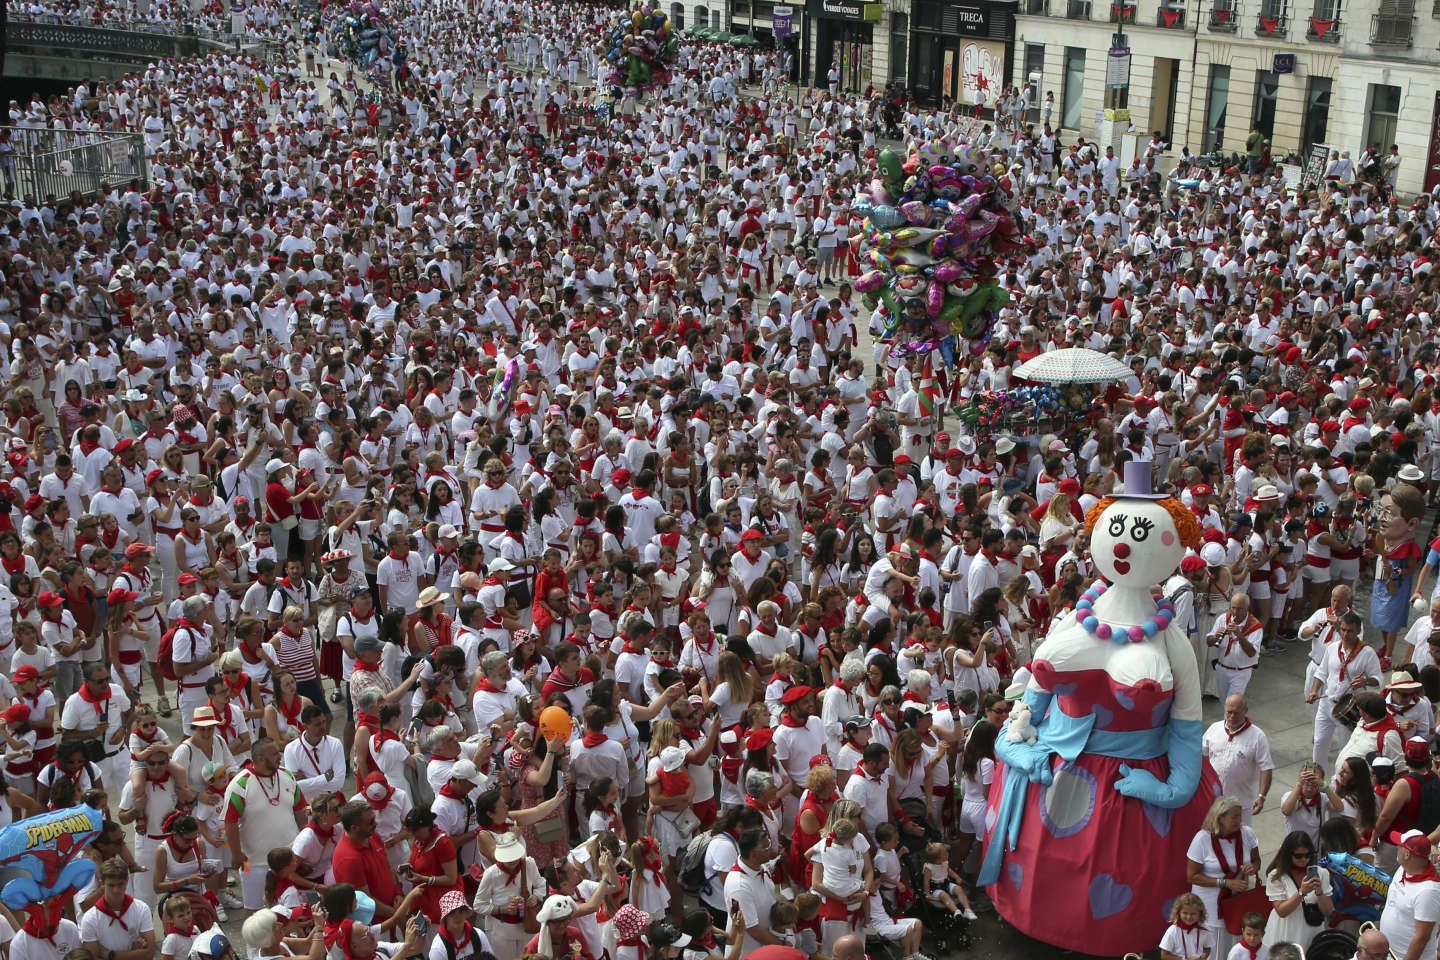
[1192,483,1213,496]
[124,542,155,558]
[177,573,200,585]
[146,468,165,487]
[113,438,135,454]
[1405,737,1431,764]
[1349,397,1370,412]
[779,684,814,705]
[36,591,63,609]
[1058,478,1081,496]
[0,703,29,725]
[11,665,38,683]
[936,432,951,443]
[23,494,43,511]
[740,529,765,542]
[893,454,913,466]
[611,468,632,485]
[1201,528,1226,545]
[1390,828,1433,857]
[106,588,139,605]
[1180,555,1207,573]
[745,728,775,750]
[945,448,963,459]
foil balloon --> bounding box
[603,6,679,99]
[856,136,1015,367]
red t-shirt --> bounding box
[332,832,399,908]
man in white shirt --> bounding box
[723,828,780,955]
[1306,611,1385,766]
[282,703,347,801]
[1201,695,1274,824]
[772,686,827,827]
[1381,830,1440,960]
[79,852,155,960]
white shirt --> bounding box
[1381,868,1440,960]
[1201,722,1275,816]
[842,767,891,834]
[282,732,347,801]
[1186,825,1258,918]
[723,860,777,955]
[79,896,153,953]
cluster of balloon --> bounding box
[851,139,1025,366]
[603,6,679,98]
[328,0,398,68]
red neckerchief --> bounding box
[279,694,304,729]
[1337,641,1363,681]
[77,680,111,718]
[0,554,25,576]
[355,710,379,731]
[1224,614,1262,656]
[1404,862,1440,884]
[372,728,400,751]
[853,762,884,784]
[439,922,476,955]
[474,676,503,694]
[1225,719,1251,742]
[779,711,806,728]
[225,671,250,702]
[352,657,381,672]
[1362,714,1399,753]
[1211,831,1243,878]
[619,635,644,655]
[1173,922,1203,959]
[581,731,608,748]
[95,895,135,930]
[437,782,471,801]
[208,700,236,742]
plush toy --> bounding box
[1004,702,1036,745]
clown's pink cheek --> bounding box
[1161,531,1175,546]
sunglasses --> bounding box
[881,698,899,706]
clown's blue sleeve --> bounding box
[1114,717,1203,809]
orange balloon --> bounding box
[538,705,572,742]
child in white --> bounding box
[922,841,978,920]
[807,817,871,953]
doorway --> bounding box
[1148,57,1178,145]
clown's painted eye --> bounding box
[1130,517,1155,542]
[1107,514,1126,537]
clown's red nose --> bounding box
[1114,542,1131,559]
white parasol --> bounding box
[1012,348,1131,385]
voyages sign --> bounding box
[810,0,883,21]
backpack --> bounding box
[156,618,197,682]
[678,831,712,892]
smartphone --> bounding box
[1305,865,1318,879]
[983,620,994,631]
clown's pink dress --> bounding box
[982,658,1222,954]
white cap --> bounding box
[449,759,487,785]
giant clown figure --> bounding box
[979,461,1222,954]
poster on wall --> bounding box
[961,39,1005,108]
[1427,91,1440,193]
[943,49,955,102]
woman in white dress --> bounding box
[1262,830,1333,952]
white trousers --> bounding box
[1313,697,1341,767]
[1214,664,1252,700]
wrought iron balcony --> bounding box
[1157,5,1186,24]
[1306,14,1341,38]
[1209,6,1240,29]
[1109,1,1137,21]
[1370,12,1413,43]
[1255,11,1288,32]
[1066,0,1092,18]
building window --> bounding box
[890,13,908,82]
[1364,83,1402,151]
[1252,71,1278,139]
[1302,75,1331,150]
[1024,43,1045,123]
[1204,63,1230,152]
[671,3,685,28]
[1062,47,1086,130]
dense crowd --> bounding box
[1,0,1440,959]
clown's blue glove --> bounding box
[1114,718,1204,809]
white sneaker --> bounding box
[962,908,979,921]
[214,903,228,923]
[220,891,243,909]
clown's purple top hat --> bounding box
[1119,460,1167,500]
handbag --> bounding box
[1302,899,1324,926]
[279,515,299,531]
[532,812,566,844]
[1218,882,1272,934]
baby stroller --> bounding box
[896,845,972,956]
